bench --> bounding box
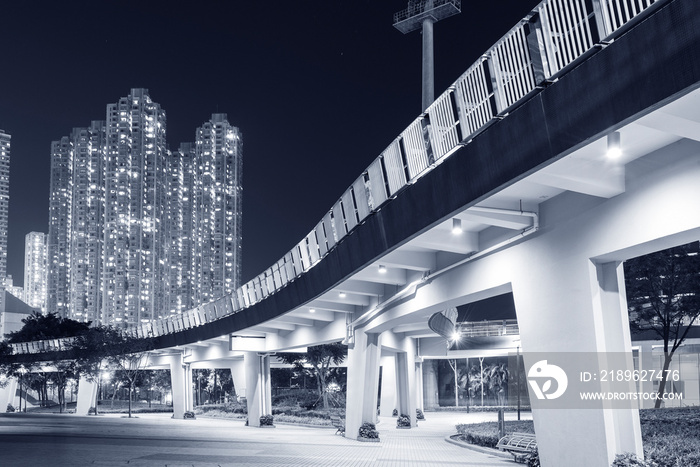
[330,416,345,436]
[496,432,537,463]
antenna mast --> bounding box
[393,0,461,111]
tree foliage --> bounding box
[71,326,154,417]
[625,241,700,407]
[7,311,91,343]
[277,342,346,410]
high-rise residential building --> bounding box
[0,130,9,285]
[192,114,243,304]
[165,143,196,314]
[48,136,73,318]
[24,232,48,312]
[102,88,167,327]
[47,92,243,328]
[5,275,23,300]
[69,122,106,323]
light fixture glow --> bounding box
[378,264,387,274]
[339,291,347,298]
[309,308,316,313]
[451,330,461,341]
[607,131,621,159]
[452,218,463,235]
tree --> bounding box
[7,311,90,343]
[48,361,77,413]
[72,327,154,417]
[277,342,347,410]
[72,326,124,415]
[625,241,700,408]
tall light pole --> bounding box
[393,0,461,111]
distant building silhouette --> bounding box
[24,233,48,313]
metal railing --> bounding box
[458,319,520,338]
[9,0,665,355]
[393,0,462,25]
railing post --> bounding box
[525,15,549,84]
[591,0,613,41]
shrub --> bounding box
[392,408,398,416]
[271,389,320,409]
[397,414,411,427]
[612,453,659,467]
[259,414,274,426]
[6,404,14,413]
[184,411,195,419]
[456,421,534,449]
[196,402,246,415]
[359,422,379,439]
[526,449,540,467]
[416,408,424,420]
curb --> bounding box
[444,435,513,460]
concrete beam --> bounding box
[410,230,478,254]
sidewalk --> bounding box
[0,410,526,466]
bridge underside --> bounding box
[149,1,700,464]
[4,1,700,465]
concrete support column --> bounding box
[512,252,643,466]
[244,352,271,427]
[345,330,382,439]
[415,360,424,413]
[0,377,17,413]
[379,355,396,417]
[395,338,417,427]
[168,354,187,419]
[229,358,246,401]
[75,376,98,416]
[423,359,439,410]
[592,261,643,458]
[184,363,194,412]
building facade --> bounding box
[24,232,48,312]
[46,92,242,327]
[0,130,9,287]
[102,89,168,327]
[192,114,243,305]
[47,136,73,318]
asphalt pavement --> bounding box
[0,411,525,466]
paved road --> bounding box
[0,411,522,466]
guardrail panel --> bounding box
[307,231,321,264]
[284,252,296,280]
[276,258,288,286]
[454,58,495,140]
[341,189,358,232]
[314,221,328,257]
[538,0,594,76]
[427,91,460,161]
[331,200,347,240]
[402,119,430,180]
[367,158,388,208]
[322,212,336,250]
[382,139,407,195]
[490,22,536,112]
[598,0,656,36]
[352,176,371,222]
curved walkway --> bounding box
[0,411,525,466]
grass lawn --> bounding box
[456,407,700,467]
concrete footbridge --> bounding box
[5,0,700,465]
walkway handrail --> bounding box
[9,0,663,355]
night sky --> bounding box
[0,0,538,286]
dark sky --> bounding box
[0,0,538,286]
